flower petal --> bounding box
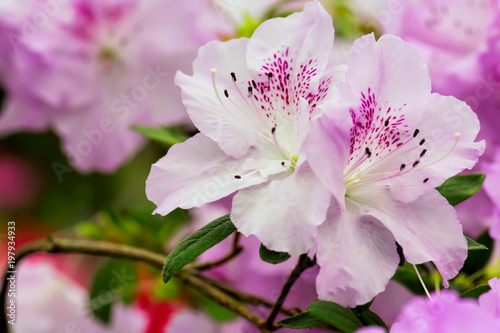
[303,96,352,210]
[316,199,399,307]
[146,133,267,215]
[246,1,334,94]
[341,34,432,171]
[175,38,266,159]
[231,162,330,255]
[349,189,467,286]
[388,94,485,202]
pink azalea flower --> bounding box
[389,278,500,333]
[147,2,342,255]
[0,0,222,172]
[304,33,484,306]
[383,0,498,97]
[357,278,500,333]
[12,258,147,333]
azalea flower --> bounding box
[304,33,485,306]
[13,259,147,333]
[0,0,222,172]
[356,279,500,333]
[147,1,341,255]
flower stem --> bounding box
[265,253,316,329]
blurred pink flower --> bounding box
[390,278,500,333]
[11,258,147,333]
[357,278,500,333]
[305,33,484,306]
[0,0,224,172]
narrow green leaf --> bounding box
[277,312,327,329]
[307,301,363,333]
[162,215,236,283]
[461,285,491,299]
[132,125,189,146]
[466,236,488,250]
[259,243,291,264]
[89,259,136,324]
[436,173,486,206]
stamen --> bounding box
[420,149,427,157]
[418,133,461,169]
[400,164,406,171]
[231,72,237,82]
[423,178,429,183]
[210,68,273,144]
[224,89,229,98]
[419,139,425,145]
[413,264,432,300]
[286,73,290,80]
[234,175,241,179]
[252,80,257,89]
[268,72,273,81]
[248,86,253,96]
[384,120,390,126]
[271,127,292,159]
[365,147,372,158]
[412,160,420,167]
[413,128,420,137]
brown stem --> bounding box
[1,236,266,332]
[265,254,316,329]
[195,273,299,317]
[189,232,243,271]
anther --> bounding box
[268,73,273,81]
[413,160,420,167]
[271,127,276,134]
[224,89,229,98]
[423,178,429,183]
[281,161,285,166]
[413,129,420,137]
[231,72,237,82]
[234,175,241,179]
[419,139,425,146]
[365,147,372,158]
[252,80,257,89]
[420,149,427,157]
[286,73,290,80]
[384,120,390,126]
[400,164,406,171]
[248,86,253,96]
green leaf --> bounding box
[259,243,291,264]
[162,215,236,283]
[466,236,488,250]
[463,231,494,275]
[132,125,189,146]
[461,285,491,299]
[357,310,388,330]
[307,301,363,333]
[436,173,485,206]
[89,259,136,324]
[277,312,327,329]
